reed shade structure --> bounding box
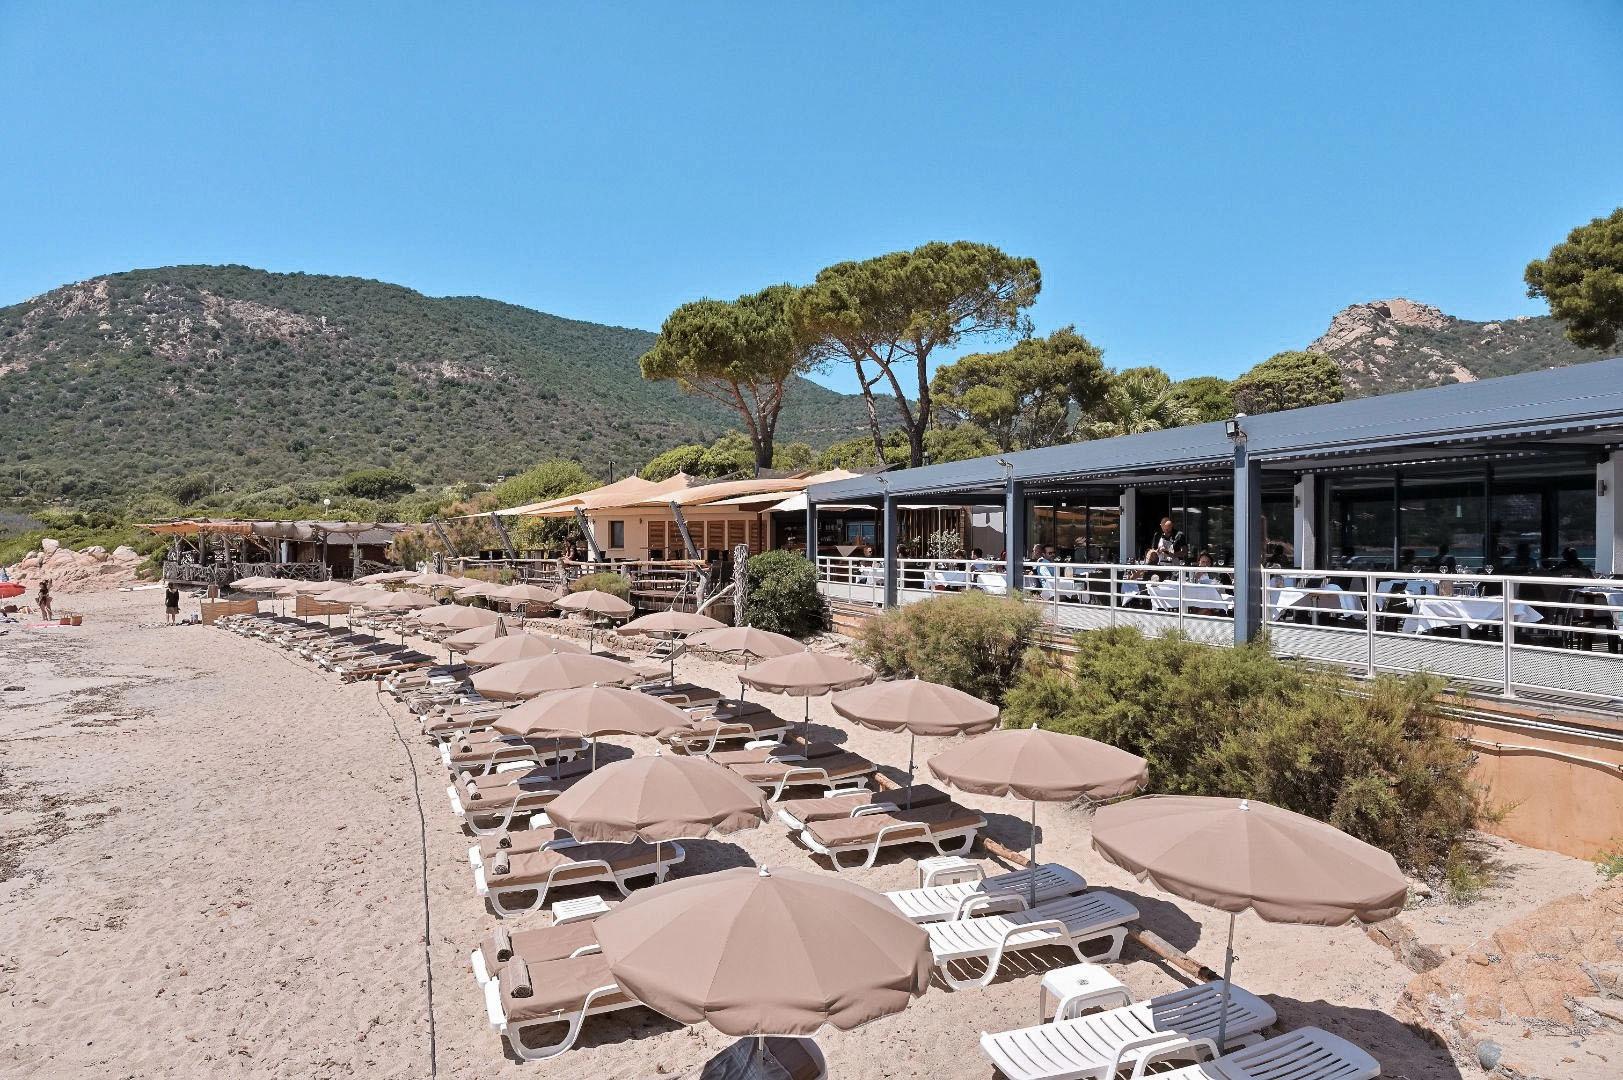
[928,725,1148,908]
[618,610,726,680]
[831,679,999,808]
[737,651,876,736]
[593,865,930,1054]
[684,626,805,699]
[1091,794,1408,1051]
[470,652,642,701]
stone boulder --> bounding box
[40,538,60,554]
[112,545,141,561]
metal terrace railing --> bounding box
[817,556,1623,705]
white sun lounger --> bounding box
[446,761,592,835]
[885,863,1088,923]
[978,980,1278,1079]
[472,839,685,915]
[482,951,640,1060]
[1154,1026,1380,1080]
[439,733,586,776]
[928,891,1139,990]
[798,801,986,871]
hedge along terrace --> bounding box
[1005,626,1488,885]
[854,592,1045,705]
[854,592,1487,886]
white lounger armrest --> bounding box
[1115,1033,1219,1079]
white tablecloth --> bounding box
[1142,581,1232,612]
[1402,596,1544,635]
[1271,582,1363,615]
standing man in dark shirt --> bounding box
[1152,517,1187,564]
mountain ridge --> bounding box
[0,265,872,502]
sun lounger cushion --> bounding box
[479,921,599,974]
[499,953,634,1023]
[805,801,984,847]
[707,740,835,768]
[493,841,663,887]
[730,751,874,785]
[779,785,948,825]
[477,827,571,861]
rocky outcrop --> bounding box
[4,540,145,594]
[1307,299,1604,397]
[1402,881,1622,1079]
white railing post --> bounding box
[1364,573,1377,677]
[1501,582,1515,698]
[1108,565,1118,628]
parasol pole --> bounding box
[1029,800,1039,908]
[904,732,916,810]
[1216,912,1236,1052]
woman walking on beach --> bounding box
[164,583,180,625]
[37,580,53,620]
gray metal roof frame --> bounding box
[809,357,1623,503]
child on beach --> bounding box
[36,580,52,620]
[164,584,180,624]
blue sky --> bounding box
[2,2,1620,391]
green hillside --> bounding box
[0,265,871,502]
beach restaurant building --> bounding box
[807,359,1623,707]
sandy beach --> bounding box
[0,590,1607,1079]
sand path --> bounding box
[0,591,1602,1078]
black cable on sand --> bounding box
[379,685,439,1078]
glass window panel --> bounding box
[1399,479,1484,570]
[1488,489,1542,572]
[1556,482,1596,569]
[1328,483,1396,571]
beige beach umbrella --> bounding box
[1091,795,1408,1050]
[554,588,635,651]
[355,569,416,584]
[494,685,688,741]
[928,725,1148,907]
[738,651,876,736]
[421,604,503,630]
[470,652,642,701]
[594,866,930,1040]
[228,575,280,592]
[445,618,507,651]
[490,582,560,606]
[687,625,807,699]
[359,591,435,611]
[404,571,463,590]
[619,610,726,680]
[462,631,584,668]
[451,578,503,597]
[322,584,388,605]
[545,753,768,878]
[832,678,999,806]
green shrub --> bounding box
[338,467,414,500]
[1597,844,1623,881]
[742,551,824,638]
[1004,627,1487,880]
[855,591,1043,704]
[570,571,630,600]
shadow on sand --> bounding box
[1263,996,1463,1080]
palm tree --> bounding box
[1083,367,1198,439]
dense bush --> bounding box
[742,550,824,638]
[570,571,631,600]
[338,467,415,500]
[855,592,1043,704]
[1004,627,1487,880]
